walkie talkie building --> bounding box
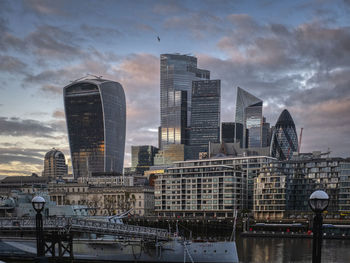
[63,78,126,178]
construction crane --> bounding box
[298,128,303,153]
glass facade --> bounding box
[254,157,343,219]
[160,54,209,149]
[270,109,298,161]
[64,79,126,178]
[261,118,271,147]
[235,87,263,148]
[131,145,159,174]
[221,122,235,143]
[188,80,220,159]
[339,162,350,211]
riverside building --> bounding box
[155,156,275,218]
[254,154,347,220]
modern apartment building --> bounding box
[254,155,346,220]
[155,156,276,218]
[339,161,350,212]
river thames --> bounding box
[236,236,350,262]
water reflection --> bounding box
[237,236,350,263]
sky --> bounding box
[0,0,350,177]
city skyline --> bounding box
[1,0,350,176]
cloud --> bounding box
[40,85,62,95]
[0,55,27,74]
[290,98,350,156]
[0,117,56,138]
[80,24,122,39]
[23,0,67,16]
[111,53,160,151]
[0,18,27,52]
[52,110,65,119]
[153,1,188,15]
[163,11,224,39]
[0,147,48,169]
[196,15,350,157]
[26,25,83,59]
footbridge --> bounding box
[0,217,170,241]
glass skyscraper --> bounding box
[270,109,298,160]
[160,54,210,149]
[131,145,159,174]
[188,80,220,158]
[235,87,263,148]
[64,78,126,178]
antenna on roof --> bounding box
[70,75,89,83]
[87,73,103,79]
[70,74,103,83]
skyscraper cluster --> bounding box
[158,53,299,163]
[61,53,299,179]
[158,54,221,160]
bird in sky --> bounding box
[157,36,160,42]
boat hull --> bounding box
[1,238,239,263]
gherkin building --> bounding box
[270,109,298,160]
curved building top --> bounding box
[45,148,65,160]
[275,109,296,128]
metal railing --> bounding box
[0,217,169,241]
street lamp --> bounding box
[32,196,46,257]
[309,190,329,263]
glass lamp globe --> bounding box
[32,196,46,212]
[309,190,329,213]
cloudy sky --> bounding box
[0,0,350,176]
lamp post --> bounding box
[32,196,46,257]
[309,190,329,263]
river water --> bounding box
[236,236,350,262]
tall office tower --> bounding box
[270,109,298,160]
[160,54,210,149]
[131,145,159,174]
[188,80,220,159]
[64,78,126,178]
[235,87,263,148]
[221,122,244,144]
[261,117,271,147]
[221,122,235,143]
[42,148,68,179]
